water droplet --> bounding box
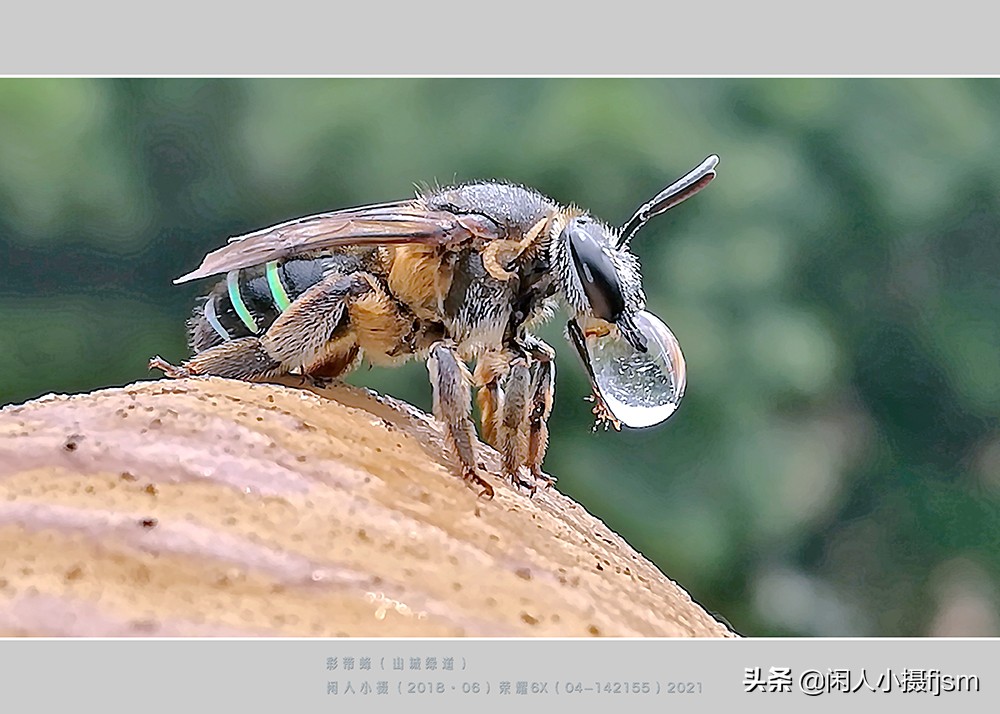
[585,310,686,428]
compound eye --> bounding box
[566,218,626,322]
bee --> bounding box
[150,155,719,498]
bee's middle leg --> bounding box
[428,342,494,499]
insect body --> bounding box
[150,156,719,497]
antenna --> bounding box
[617,155,719,249]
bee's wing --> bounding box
[174,200,499,284]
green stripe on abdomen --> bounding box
[266,261,292,311]
[227,270,260,334]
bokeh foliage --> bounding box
[1,78,998,636]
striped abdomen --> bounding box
[189,254,358,352]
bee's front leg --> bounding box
[499,357,533,489]
[427,343,494,499]
[524,337,556,489]
[479,337,556,493]
[473,349,532,490]
[473,350,509,451]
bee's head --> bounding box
[551,155,718,351]
[552,155,719,428]
[551,214,648,351]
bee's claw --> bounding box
[302,374,335,389]
[587,392,622,431]
[531,468,557,489]
[508,470,536,496]
[148,356,192,379]
[463,468,495,500]
[504,467,555,497]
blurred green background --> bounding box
[1,78,998,637]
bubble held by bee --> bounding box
[570,311,686,429]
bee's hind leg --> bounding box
[151,272,373,384]
[149,337,283,381]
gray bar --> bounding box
[0,639,994,712]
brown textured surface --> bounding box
[0,378,734,638]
